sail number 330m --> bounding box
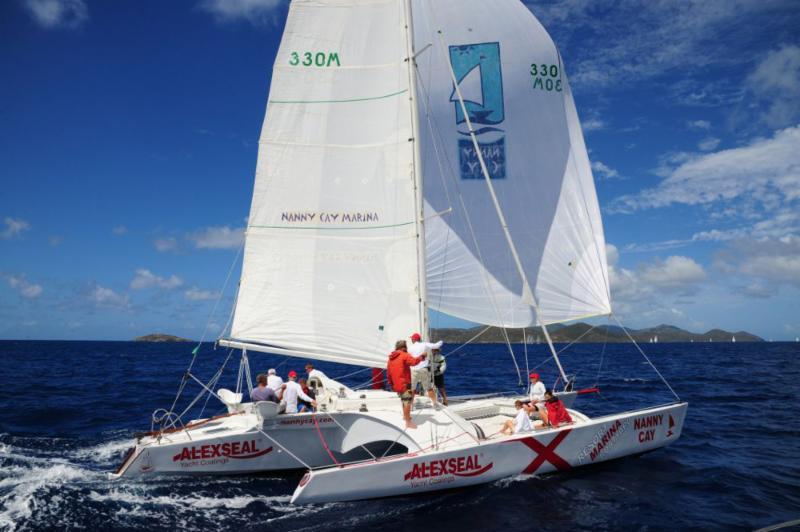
[530,63,562,92]
[289,51,341,67]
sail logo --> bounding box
[172,440,272,462]
[449,42,506,180]
[403,454,493,481]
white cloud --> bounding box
[188,226,244,250]
[608,125,800,213]
[606,245,707,318]
[687,120,711,130]
[697,137,721,151]
[639,256,707,287]
[154,237,178,252]
[591,160,620,180]
[527,0,798,89]
[1,217,31,239]
[112,225,128,236]
[89,285,129,309]
[130,269,183,291]
[185,287,220,301]
[582,118,605,132]
[745,45,800,128]
[22,0,88,29]
[4,274,43,298]
[199,0,284,25]
[48,235,63,246]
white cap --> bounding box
[268,368,276,375]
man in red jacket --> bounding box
[544,390,573,428]
[387,340,427,429]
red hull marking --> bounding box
[516,429,573,474]
[667,414,675,437]
[229,447,273,460]
[453,463,493,477]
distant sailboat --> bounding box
[731,336,736,343]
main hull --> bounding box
[291,402,688,503]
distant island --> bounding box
[431,323,763,344]
[134,333,192,342]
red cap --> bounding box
[288,370,297,378]
[529,372,539,379]
[411,333,421,341]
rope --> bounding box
[311,411,341,466]
[611,313,681,402]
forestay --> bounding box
[415,0,612,327]
[229,0,422,367]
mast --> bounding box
[403,0,429,338]
[436,29,569,386]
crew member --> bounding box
[408,332,442,407]
[266,368,284,391]
[387,340,427,429]
[544,390,573,428]
[281,370,317,414]
[525,372,547,423]
[431,348,448,406]
[305,363,328,382]
[501,400,532,435]
[251,373,278,403]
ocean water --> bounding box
[1,340,798,531]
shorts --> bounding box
[434,373,445,389]
[397,389,413,404]
[411,368,433,392]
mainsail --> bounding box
[228,0,423,367]
[415,0,611,327]
[225,0,611,367]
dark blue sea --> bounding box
[1,340,799,531]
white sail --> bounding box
[415,0,611,327]
[229,0,422,368]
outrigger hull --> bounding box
[291,402,688,504]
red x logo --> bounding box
[516,429,573,474]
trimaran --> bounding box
[112,0,688,504]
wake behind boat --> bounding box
[113,0,687,502]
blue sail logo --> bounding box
[449,42,506,180]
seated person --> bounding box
[297,377,316,413]
[305,363,328,383]
[251,374,278,403]
[501,400,533,435]
[544,390,573,428]
[524,372,547,423]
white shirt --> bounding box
[267,375,284,391]
[514,409,533,433]
[307,368,327,381]
[529,381,546,404]
[409,340,443,370]
[281,380,315,414]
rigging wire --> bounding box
[611,313,681,402]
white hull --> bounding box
[291,402,688,504]
[112,385,578,478]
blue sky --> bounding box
[1,0,799,341]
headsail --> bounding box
[415,0,611,327]
[227,0,422,368]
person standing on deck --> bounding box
[409,333,442,407]
[281,370,317,414]
[266,368,284,392]
[387,340,427,429]
[431,348,448,406]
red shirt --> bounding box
[546,398,573,427]
[386,350,423,393]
